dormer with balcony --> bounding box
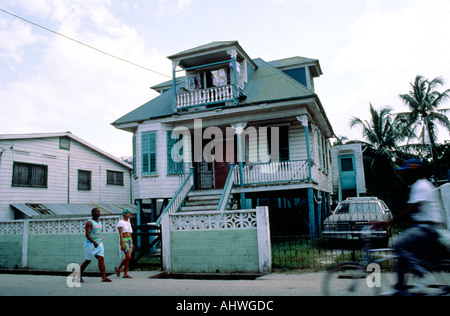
[168,41,257,111]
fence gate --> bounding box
[130,223,161,270]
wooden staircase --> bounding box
[179,189,238,212]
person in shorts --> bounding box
[115,208,134,278]
[79,208,112,283]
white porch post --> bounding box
[172,60,180,112]
[256,206,272,273]
[231,122,247,207]
[297,115,312,181]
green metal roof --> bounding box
[244,58,314,104]
[167,41,239,60]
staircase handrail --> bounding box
[156,167,194,226]
[217,164,236,211]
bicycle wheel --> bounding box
[427,261,450,296]
[322,262,373,296]
[371,255,398,296]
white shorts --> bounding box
[84,241,105,260]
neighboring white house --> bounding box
[0,132,133,220]
[112,41,335,239]
[330,143,367,202]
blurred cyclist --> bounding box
[379,159,443,294]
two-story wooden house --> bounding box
[112,41,334,239]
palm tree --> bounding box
[350,104,409,195]
[350,104,408,163]
[399,75,450,148]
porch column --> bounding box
[172,60,180,113]
[297,115,312,181]
[136,199,142,248]
[231,122,247,207]
[308,188,318,240]
[227,49,239,104]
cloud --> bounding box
[0,0,171,157]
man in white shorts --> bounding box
[79,208,112,283]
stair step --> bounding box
[180,205,218,212]
[187,195,222,201]
[184,200,219,207]
[187,189,223,196]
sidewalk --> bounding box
[0,270,324,296]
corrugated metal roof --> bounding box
[244,58,314,104]
[167,41,239,59]
[11,203,137,219]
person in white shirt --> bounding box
[383,159,443,294]
[115,208,134,278]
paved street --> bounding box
[0,270,324,296]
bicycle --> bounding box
[321,226,450,296]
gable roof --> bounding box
[0,132,131,169]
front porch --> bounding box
[159,158,328,240]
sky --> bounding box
[1,0,449,159]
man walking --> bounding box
[79,208,112,283]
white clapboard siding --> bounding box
[0,134,132,220]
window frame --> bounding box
[77,169,92,191]
[141,131,158,175]
[12,162,48,188]
[106,170,124,186]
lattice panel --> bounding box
[0,222,24,235]
[0,216,120,236]
[170,211,257,231]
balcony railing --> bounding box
[176,85,234,109]
[234,160,309,186]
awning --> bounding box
[11,203,137,219]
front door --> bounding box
[214,135,237,189]
[338,154,357,191]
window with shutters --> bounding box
[142,131,157,175]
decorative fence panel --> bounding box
[161,207,271,274]
[0,216,121,272]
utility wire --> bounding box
[0,7,171,78]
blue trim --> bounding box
[308,188,317,241]
[136,199,142,248]
[176,98,235,110]
[178,59,233,72]
[232,57,239,104]
[172,67,177,113]
[303,125,312,181]
[155,168,194,226]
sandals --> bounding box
[101,278,113,282]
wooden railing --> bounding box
[156,168,194,226]
[217,164,236,211]
[235,160,309,185]
[176,85,234,108]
